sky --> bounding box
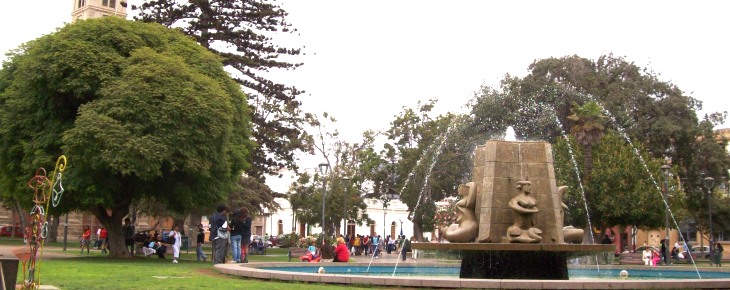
[1,0,729,191]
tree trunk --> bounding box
[188,213,202,236]
[91,204,130,258]
[173,217,186,235]
[413,214,424,242]
[48,213,61,242]
[13,199,26,238]
[583,143,593,183]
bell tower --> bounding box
[71,0,127,22]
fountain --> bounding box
[215,137,730,288]
[412,139,614,279]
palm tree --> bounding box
[567,101,606,183]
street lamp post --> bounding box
[319,163,330,245]
[661,164,672,265]
[342,177,350,237]
[703,176,714,265]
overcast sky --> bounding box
[1,1,728,191]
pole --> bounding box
[383,204,386,238]
[708,187,714,265]
[704,176,714,266]
[662,171,669,265]
[63,213,69,251]
[321,178,327,245]
[343,188,347,237]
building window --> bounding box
[78,0,85,8]
[277,220,283,236]
[102,0,116,7]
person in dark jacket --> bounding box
[211,204,229,264]
[229,209,244,263]
[240,208,252,263]
[196,224,207,262]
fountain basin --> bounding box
[412,243,616,279]
[215,262,730,289]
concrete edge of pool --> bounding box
[214,262,730,289]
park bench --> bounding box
[288,247,309,262]
[618,254,645,265]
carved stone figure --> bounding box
[442,182,478,243]
[506,180,542,243]
[556,185,584,243]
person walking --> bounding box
[229,209,244,263]
[99,227,109,254]
[211,204,229,264]
[240,208,252,263]
[80,226,91,254]
[169,224,181,263]
[196,224,208,262]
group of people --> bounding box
[300,236,351,263]
[348,233,412,260]
[79,225,108,254]
[301,233,413,263]
[208,204,253,264]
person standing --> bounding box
[229,209,243,263]
[211,204,229,264]
[169,224,181,263]
[93,227,102,250]
[123,218,135,256]
[660,239,668,265]
[371,234,379,258]
[401,236,412,261]
[240,208,252,263]
[715,242,724,267]
[80,226,91,254]
[363,235,370,255]
[196,224,207,262]
[99,227,109,254]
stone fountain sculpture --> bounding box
[415,140,611,280]
[441,182,478,243]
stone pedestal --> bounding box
[460,250,568,279]
[472,141,564,243]
[411,243,616,280]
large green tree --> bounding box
[0,17,253,257]
[133,0,309,180]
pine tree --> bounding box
[134,0,309,179]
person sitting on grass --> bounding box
[333,237,350,263]
[142,240,157,257]
[252,238,265,254]
[300,245,321,262]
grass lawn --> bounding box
[1,238,373,290]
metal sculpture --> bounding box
[20,155,67,290]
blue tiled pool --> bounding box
[261,265,730,280]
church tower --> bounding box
[71,0,127,22]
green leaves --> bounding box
[0,17,252,220]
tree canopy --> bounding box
[133,0,310,180]
[0,17,253,257]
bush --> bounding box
[278,233,299,248]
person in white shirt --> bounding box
[170,225,182,263]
